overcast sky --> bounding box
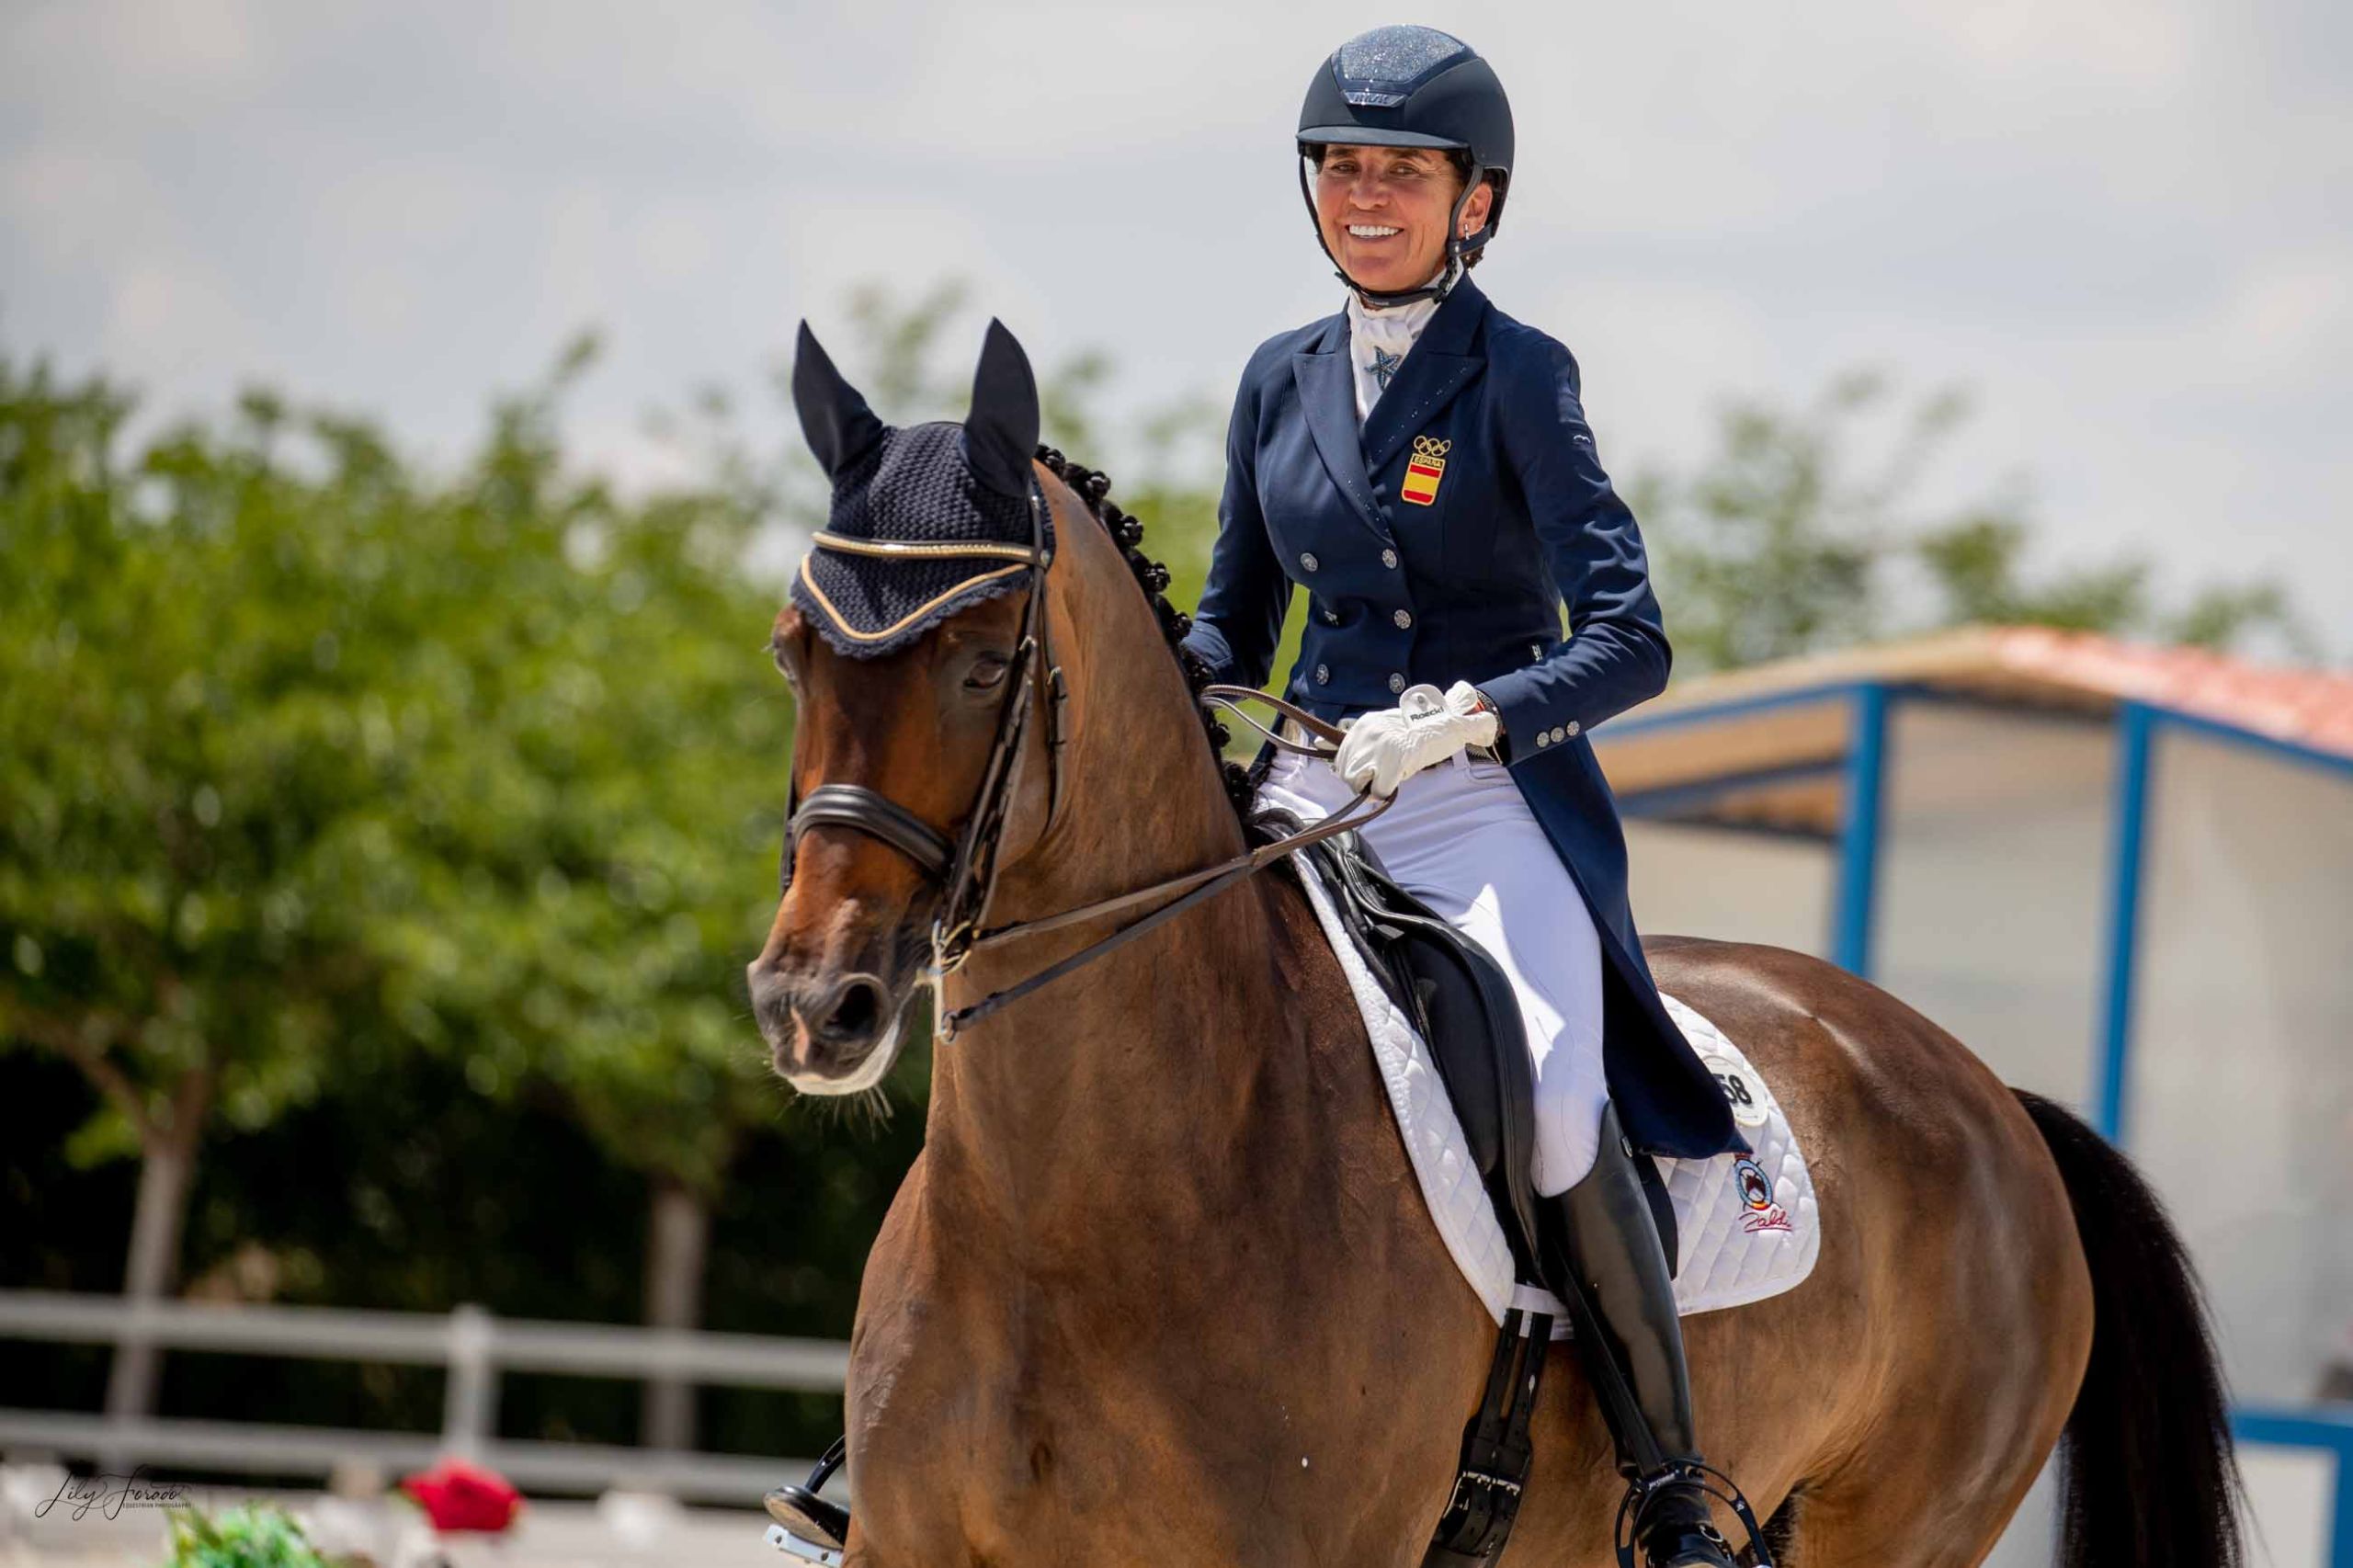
[5,0,2347,646]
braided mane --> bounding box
[1033,445,1256,824]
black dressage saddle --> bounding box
[1256,806,1548,1281]
[1258,807,1680,1274]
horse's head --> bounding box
[749,319,1068,1094]
[751,319,1254,1096]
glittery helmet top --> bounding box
[1296,24,1515,176]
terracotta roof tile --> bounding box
[1981,627,2353,760]
[1641,625,2353,763]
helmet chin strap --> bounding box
[1298,154,1494,309]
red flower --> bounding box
[401,1457,523,1534]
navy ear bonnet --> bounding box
[789,318,1051,659]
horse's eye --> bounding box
[965,653,1010,691]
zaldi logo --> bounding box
[1402,436,1450,506]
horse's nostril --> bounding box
[825,975,885,1040]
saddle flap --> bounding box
[1260,811,1544,1279]
[1268,813,1824,1331]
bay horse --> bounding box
[748,324,2240,1568]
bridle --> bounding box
[779,474,1392,1042]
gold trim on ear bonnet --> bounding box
[788,320,1051,657]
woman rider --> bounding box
[1176,27,1747,1568]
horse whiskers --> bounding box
[851,1083,894,1129]
[779,1074,879,1130]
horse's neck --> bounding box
[926,882,1313,1232]
[924,622,1332,1238]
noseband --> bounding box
[780,476,1389,1041]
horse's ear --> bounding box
[964,318,1039,499]
[791,322,886,479]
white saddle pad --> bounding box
[1291,851,1821,1335]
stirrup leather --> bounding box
[1611,1460,1772,1568]
[765,1436,849,1566]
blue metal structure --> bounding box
[2237,1406,2353,1568]
[1830,682,1888,975]
[2092,701,2155,1142]
[1600,675,2353,1565]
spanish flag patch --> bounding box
[1402,435,1449,506]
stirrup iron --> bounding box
[764,1436,848,1566]
[1610,1458,1772,1568]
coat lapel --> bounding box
[1291,316,1388,543]
[1361,277,1490,475]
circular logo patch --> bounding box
[1734,1157,1775,1211]
[1702,1053,1771,1129]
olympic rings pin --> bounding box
[1403,435,1450,506]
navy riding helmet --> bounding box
[1298,25,1517,307]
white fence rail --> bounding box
[0,1290,846,1505]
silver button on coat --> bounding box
[1393,608,1413,630]
[1381,548,1399,569]
[1300,551,1319,572]
[1388,672,1406,694]
[1314,663,1330,685]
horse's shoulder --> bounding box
[1257,861,1358,1010]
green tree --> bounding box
[1641,370,2306,674]
[384,343,802,1449]
[0,342,806,1437]
[0,358,455,1417]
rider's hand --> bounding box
[1332,680,1501,798]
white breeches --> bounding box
[1257,743,1609,1196]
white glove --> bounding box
[1331,680,1501,798]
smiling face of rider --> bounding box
[1312,142,1495,300]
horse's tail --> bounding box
[2015,1089,2244,1568]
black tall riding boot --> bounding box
[1541,1105,1737,1568]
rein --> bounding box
[926,684,1390,1038]
[781,475,1392,1043]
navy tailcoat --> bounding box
[1179,276,1742,1162]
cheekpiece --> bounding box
[791,422,1052,659]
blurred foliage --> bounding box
[0,335,794,1215]
[161,1505,329,1568]
[1639,369,2308,674]
[0,330,926,1457]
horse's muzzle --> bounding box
[748,958,913,1094]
